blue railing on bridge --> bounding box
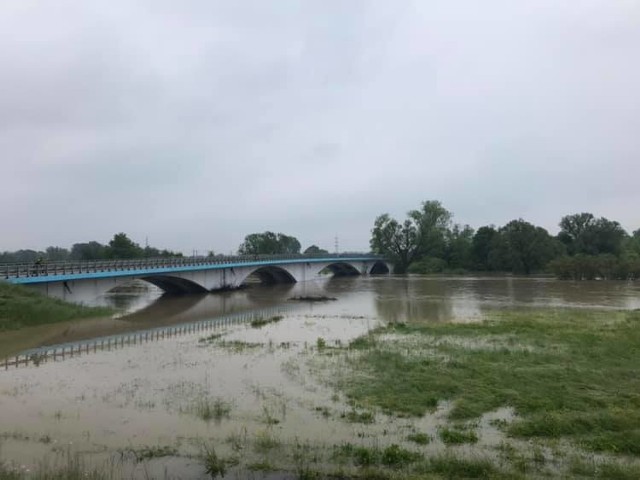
[1,253,383,280]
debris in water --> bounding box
[288,296,337,302]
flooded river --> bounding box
[1,276,639,478]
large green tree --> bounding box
[444,224,474,270]
[558,213,627,256]
[496,219,560,274]
[238,232,301,255]
[629,229,640,256]
[70,241,107,261]
[108,233,144,259]
[370,200,452,273]
[304,245,329,255]
[471,226,499,270]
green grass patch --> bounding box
[406,432,432,445]
[329,308,640,455]
[418,454,502,479]
[596,462,640,480]
[340,409,375,424]
[335,443,421,469]
[438,427,478,445]
[0,282,113,331]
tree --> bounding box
[107,233,143,259]
[370,200,452,273]
[409,200,452,258]
[45,246,70,261]
[497,219,559,274]
[70,241,107,261]
[3,249,42,263]
[238,232,301,255]
[558,213,596,255]
[559,213,627,256]
[370,214,418,273]
[471,226,499,270]
[444,224,474,270]
[143,246,161,258]
[304,245,329,255]
[629,229,640,256]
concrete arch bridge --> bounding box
[2,254,391,304]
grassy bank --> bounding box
[0,281,114,331]
[327,308,640,458]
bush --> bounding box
[408,257,448,274]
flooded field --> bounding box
[1,276,639,478]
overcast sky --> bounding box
[2,1,639,254]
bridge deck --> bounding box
[2,254,383,284]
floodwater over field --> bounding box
[1,276,639,478]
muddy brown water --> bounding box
[1,276,639,478]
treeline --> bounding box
[0,233,183,263]
[1,230,331,264]
[371,201,640,279]
[237,231,329,256]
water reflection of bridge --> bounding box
[3,304,297,370]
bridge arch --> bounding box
[139,275,209,295]
[321,262,361,277]
[369,261,390,275]
[239,266,297,286]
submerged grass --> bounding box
[119,445,178,462]
[417,454,506,479]
[201,444,238,479]
[331,308,640,456]
[250,315,284,328]
[216,340,264,352]
[191,397,232,422]
[406,432,431,445]
[335,443,422,469]
[198,333,224,343]
[438,426,479,445]
[0,282,113,331]
[340,409,376,424]
[0,450,116,479]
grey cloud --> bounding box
[1,1,639,253]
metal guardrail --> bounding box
[1,253,383,280]
[3,304,297,370]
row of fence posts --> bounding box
[3,307,287,370]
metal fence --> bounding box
[2,305,295,370]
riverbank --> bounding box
[310,307,640,478]
[0,282,114,332]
